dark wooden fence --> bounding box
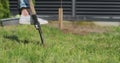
[9,0,120,21]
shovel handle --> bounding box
[29,0,36,15]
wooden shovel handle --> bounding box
[29,0,36,15]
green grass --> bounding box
[0,25,120,63]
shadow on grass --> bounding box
[4,35,19,42]
[3,35,40,44]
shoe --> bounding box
[37,18,48,24]
[19,15,31,24]
[19,15,48,25]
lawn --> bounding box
[0,22,120,63]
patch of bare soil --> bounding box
[48,21,110,35]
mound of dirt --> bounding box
[48,21,110,35]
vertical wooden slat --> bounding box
[58,8,63,29]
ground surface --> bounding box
[48,21,110,35]
[0,21,119,63]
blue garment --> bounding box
[20,0,29,8]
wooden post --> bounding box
[58,8,63,29]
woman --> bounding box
[19,0,48,24]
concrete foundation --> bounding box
[94,22,120,26]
